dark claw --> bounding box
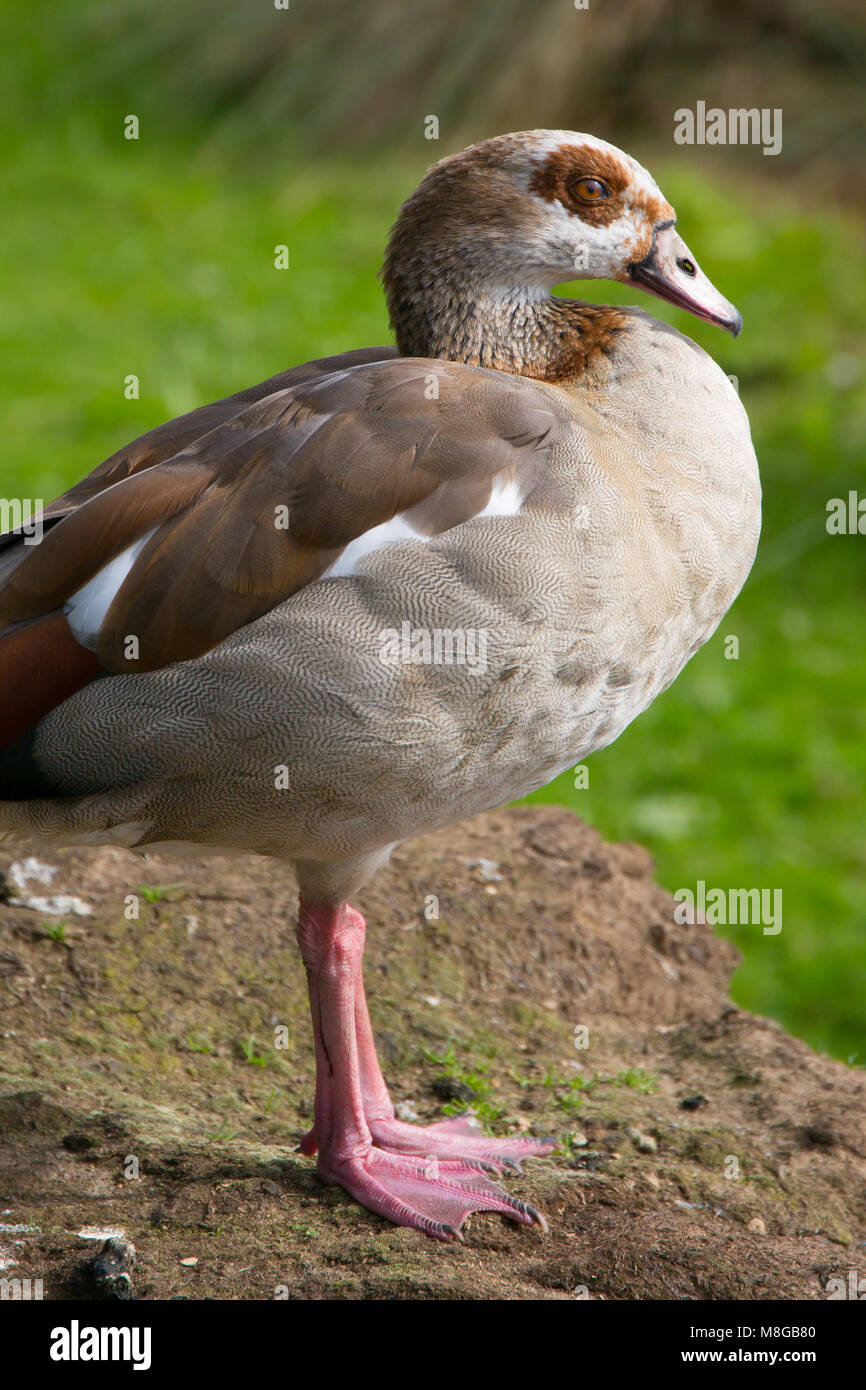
[505,1197,549,1232]
[525,1204,549,1233]
[435,1222,464,1243]
[497,1156,524,1174]
[469,1158,502,1175]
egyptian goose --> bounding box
[0,131,761,1241]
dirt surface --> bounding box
[0,805,863,1301]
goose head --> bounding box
[384,129,742,370]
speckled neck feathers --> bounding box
[382,276,628,385]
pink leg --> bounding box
[349,916,554,1172]
[296,898,552,1241]
[353,955,396,1125]
[296,955,399,1152]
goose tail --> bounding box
[0,785,155,853]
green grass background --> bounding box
[2,89,864,1062]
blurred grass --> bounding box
[7,0,863,204]
[1,114,864,1063]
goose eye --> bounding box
[572,177,609,201]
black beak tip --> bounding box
[727,309,744,339]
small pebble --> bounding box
[473,858,503,882]
[85,1236,136,1300]
[62,1133,96,1153]
[627,1126,658,1153]
[430,1077,476,1103]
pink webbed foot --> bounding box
[367,1112,555,1175]
[295,896,554,1240]
[318,1146,548,1242]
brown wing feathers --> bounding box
[0,356,556,751]
[0,346,401,539]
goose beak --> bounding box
[627,224,743,337]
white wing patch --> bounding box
[321,514,425,579]
[478,476,524,518]
[320,475,525,580]
[64,528,156,645]
[62,474,527,614]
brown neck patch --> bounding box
[388,288,630,386]
[537,302,630,385]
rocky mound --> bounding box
[0,806,863,1300]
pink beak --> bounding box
[627,223,742,337]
